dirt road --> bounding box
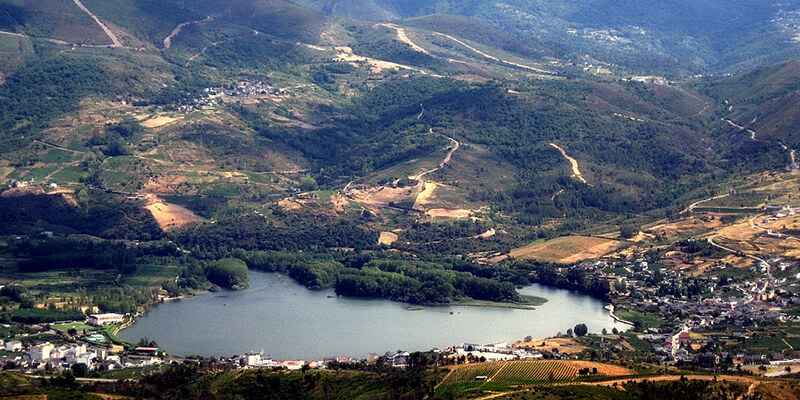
[681,193,730,214]
[549,143,588,185]
[707,233,771,298]
[377,23,432,56]
[72,0,122,47]
[164,16,213,49]
[724,118,794,163]
[433,32,553,75]
[415,130,459,180]
[411,129,460,210]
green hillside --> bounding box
[290,0,800,74]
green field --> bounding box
[52,322,95,333]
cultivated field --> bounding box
[439,360,634,386]
[508,236,620,263]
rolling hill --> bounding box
[288,0,800,74]
[1,0,800,308]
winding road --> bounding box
[680,193,730,214]
[706,231,772,299]
[724,118,795,164]
[414,129,460,181]
[164,16,213,49]
[377,22,554,76]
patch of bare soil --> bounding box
[141,115,179,128]
[145,201,202,231]
[427,208,473,219]
[512,338,587,355]
[378,231,399,246]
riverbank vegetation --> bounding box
[206,258,250,290]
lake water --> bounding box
[119,271,625,360]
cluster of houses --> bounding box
[169,81,287,112]
[233,342,549,372]
[0,340,163,373]
[0,312,167,373]
[238,351,363,370]
[8,179,59,190]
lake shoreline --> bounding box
[119,271,624,359]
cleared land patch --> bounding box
[511,338,586,355]
[378,231,399,245]
[141,115,180,128]
[509,236,620,263]
[145,201,202,231]
[427,208,472,219]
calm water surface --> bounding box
[120,271,624,359]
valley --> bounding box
[1,0,800,398]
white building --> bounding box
[5,340,22,352]
[29,343,54,362]
[88,313,125,326]
[244,352,261,366]
[66,344,88,363]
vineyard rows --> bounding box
[494,361,577,382]
[442,361,578,386]
[442,363,505,385]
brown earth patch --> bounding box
[509,236,620,264]
[145,201,202,231]
[567,361,635,376]
[278,198,303,210]
[512,338,587,355]
[351,185,422,208]
[378,232,399,246]
[427,208,472,219]
[141,115,179,128]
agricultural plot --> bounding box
[440,360,634,387]
[508,236,620,264]
[492,361,577,383]
[441,363,505,385]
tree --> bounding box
[574,323,588,337]
[612,327,619,334]
[620,225,639,239]
[565,328,573,337]
[71,363,89,377]
[299,175,318,191]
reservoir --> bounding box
[119,271,624,360]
